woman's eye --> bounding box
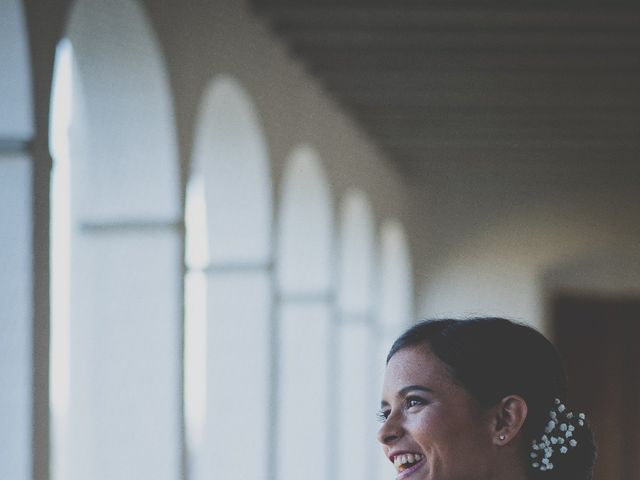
[377,409,390,423]
[406,396,426,408]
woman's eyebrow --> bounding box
[380,385,434,408]
[380,385,433,408]
[398,385,433,397]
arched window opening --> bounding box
[277,146,333,295]
[379,219,413,334]
[276,145,334,480]
[50,1,182,479]
[338,190,375,313]
[186,76,273,480]
[336,189,377,480]
[375,219,413,480]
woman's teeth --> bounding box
[394,453,424,471]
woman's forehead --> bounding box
[381,345,481,414]
[383,345,452,390]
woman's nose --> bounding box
[377,413,403,445]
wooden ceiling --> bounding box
[250,1,640,178]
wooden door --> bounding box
[551,295,640,480]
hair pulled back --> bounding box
[387,317,596,480]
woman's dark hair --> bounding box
[387,317,596,480]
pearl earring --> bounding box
[499,434,506,441]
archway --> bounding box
[50,1,181,479]
[375,218,413,480]
[186,76,273,480]
[276,145,334,480]
[336,189,376,480]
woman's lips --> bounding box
[396,456,426,480]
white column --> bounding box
[337,319,375,480]
[276,146,334,480]
[0,1,34,478]
[61,2,183,478]
[70,225,182,480]
[277,299,332,480]
[374,330,403,480]
[195,268,272,480]
[0,154,33,480]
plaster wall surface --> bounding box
[18,1,413,479]
[411,159,640,332]
[143,0,409,225]
[0,155,32,480]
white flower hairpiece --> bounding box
[529,398,586,472]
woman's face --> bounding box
[377,345,496,480]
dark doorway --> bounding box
[551,295,640,480]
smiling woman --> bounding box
[378,318,597,480]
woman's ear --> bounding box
[492,395,528,445]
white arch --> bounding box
[67,0,178,221]
[192,75,272,264]
[187,76,273,480]
[375,219,413,480]
[276,145,334,480]
[379,219,413,330]
[277,145,333,295]
[55,1,181,479]
[338,189,375,313]
[0,2,33,480]
[336,189,376,480]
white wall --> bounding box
[189,76,273,480]
[21,1,414,479]
[0,154,32,480]
[0,1,33,479]
[147,0,410,224]
[0,0,32,139]
[60,1,182,479]
[413,160,640,332]
[374,219,413,480]
[276,146,334,480]
[337,190,375,480]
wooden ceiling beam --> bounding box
[250,0,640,171]
[320,71,640,91]
[252,0,640,15]
[358,121,640,135]
[335,89,640,109]
[298,50,640,72]
[391,146,640,165]
[263,7,640,30]
[372,121,640,136]
[282,31,640,51]
[361,114,640,122]
[368,129,640,144]
[349,105,640,116]
[382,140,640,151]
